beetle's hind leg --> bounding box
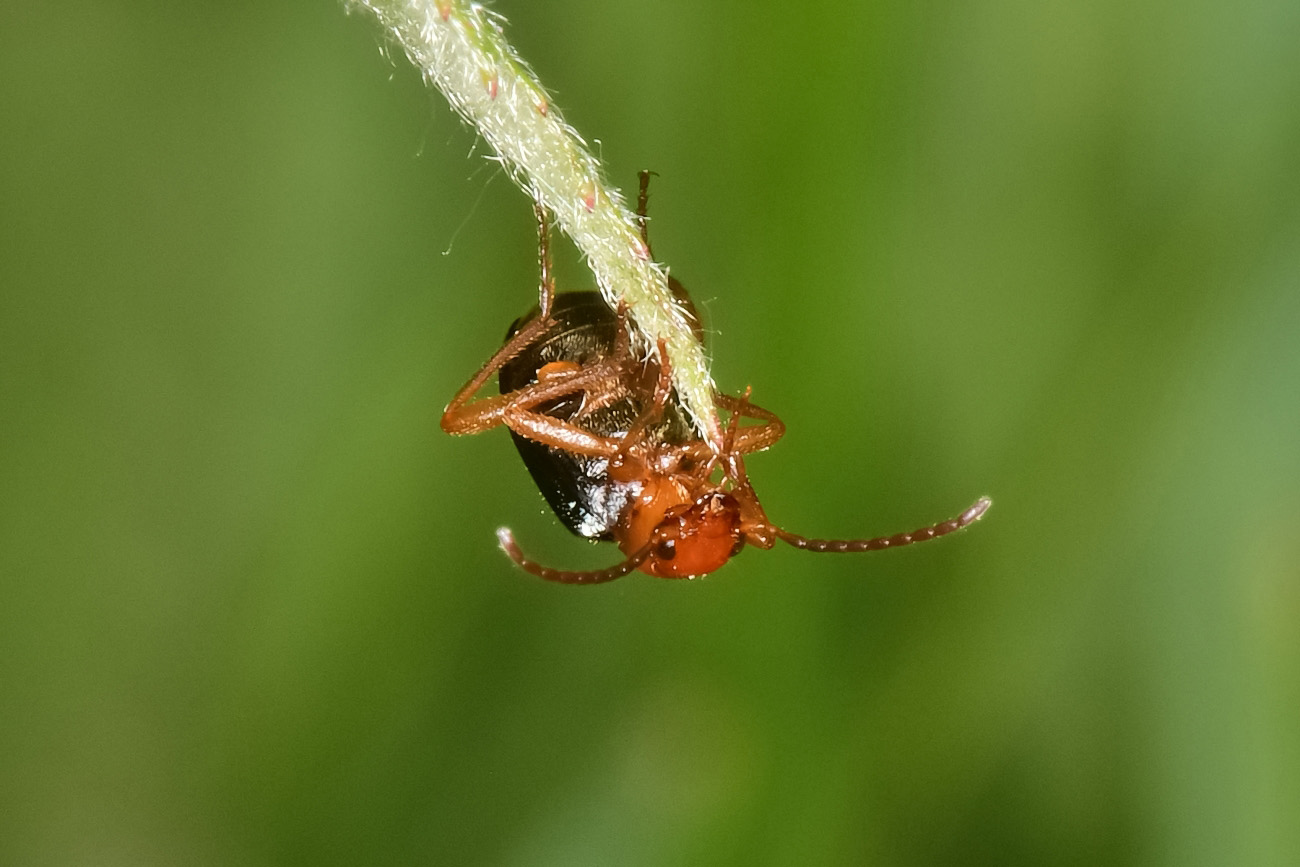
[671,391,786,464]
[495,359,633,458]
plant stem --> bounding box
[348,0,722,446]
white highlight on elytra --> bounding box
[348,0,722,445]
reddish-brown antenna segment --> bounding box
[496,528,651,584]
[775,496,992,553]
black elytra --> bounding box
[497,291,695,540]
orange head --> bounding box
[636,491,745,578]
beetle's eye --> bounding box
[654,538,677,561]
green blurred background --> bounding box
[2,1,1297,864]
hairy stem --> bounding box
[347,0,722,445]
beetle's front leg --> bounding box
[672,391,786,464]
[715,391,786,456]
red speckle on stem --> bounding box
[536,98,549,116]
[580,180,597,212]
[633,237,650,260]
[436,0,451,21]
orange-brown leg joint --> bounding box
[537,361,583,382]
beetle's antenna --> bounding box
[775,497,991,553]
[496,527,651,584]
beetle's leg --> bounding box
[636,169,657,258]
[621,338,673,441]
[440,315,554,435]
[607,298,656,405]
[690,386,749,481]
[495,360,632,458]
[647,338,673,416]
[716,392,786,456]
[608,299,671,428]
[610,298,635,362]
[692,404,779,549]
[732,473,778,550]
[441,201,561,435]
[497,527,651,584]
[445,356,626,454]
[674,392,786,463]
[605,338,674,482]
[634,172,706,342]
[721,387,750,454]
[534,201,556,318]
[500,403,623,458]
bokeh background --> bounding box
[2,1,1297,864]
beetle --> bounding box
[440,174,990,583]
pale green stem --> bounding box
[347,0,722,446]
